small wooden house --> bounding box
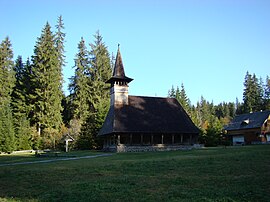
[98,47,200,152]
[224,110,270,145]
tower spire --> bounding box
[106,46,133,106]
[106,46,133,85]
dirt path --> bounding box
[0,153,113,167]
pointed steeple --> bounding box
[107,45,133,106]
[106,45,133,85]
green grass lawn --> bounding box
[0,145,270,202]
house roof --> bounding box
[224,110,270,131]
[61,133,74,142]
[106,46,133,84]
[98,95,200,136]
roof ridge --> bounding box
[129,95,175,100]
[235,110,270,117]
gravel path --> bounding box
[0,153,113,167]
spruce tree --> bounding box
[243,72,255,113]
[179,83,191,114]
[0,104,15,152]
[12,56,30,117]
[243,72,264,113]
[68,37,91,143]
[31,22,63,148]
[69,37,91,123]
[89,30,111,124]
[0,37,15,152]
[11,56,32,150]
[78,31,112,149]
[168,85,176,98]
[55,15,66,86]
[0,37,15,103]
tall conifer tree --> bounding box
[31,23,63,148]
[11,56,32,150]
[179,83,191,114]
[69,37,91,123]
[168,86,176,98]
[78,31,112,149]
[55,15,65,86]
[0,37,15,152]
[243,72,264,113]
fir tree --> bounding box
[168,85,176,98]
[179,83,191,114]
[0,104,15,152]
[68,37,91,144]
[11,56,32,150]
[55,15,66,86]
[243,72,253,112]
[168,83,191,114]
[31,23,63,148]
[0,37,15,152]
[12,56,30,117]
[243,72,264,113]
[77,31,112,149]
[69,37,91,123]
[0,37,15,104]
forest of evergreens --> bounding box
[168,72,270,146]
[1,16,269,152]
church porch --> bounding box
[102,133,199,152]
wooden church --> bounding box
[98,47,200,152]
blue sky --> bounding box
[1,0,270,104]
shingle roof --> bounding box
[106,47,133,84]
[224,110,270,131]
[98,96,200,136]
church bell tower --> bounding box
[106,46,133,106]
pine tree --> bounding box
[0,37,15,152]
[31,22,63,148]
